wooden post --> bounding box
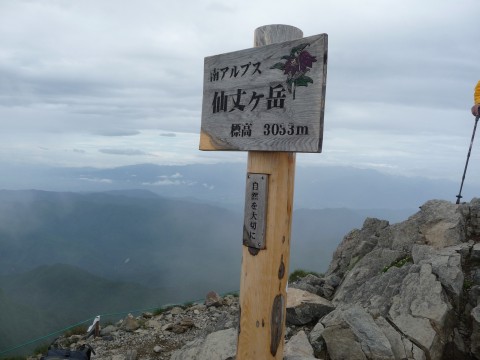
[236,25,303,360]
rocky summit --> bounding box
[37,199,480,359]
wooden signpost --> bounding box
[200,24,328,359]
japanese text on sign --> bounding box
[243,173,268,249]
[200,33,328,153]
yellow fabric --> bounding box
[475,80,480,104]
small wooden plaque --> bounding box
[243,173,268,249]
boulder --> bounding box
[170,327,237,360]
[121,314,140,332]
[170,306,184,315]
[321,306,394,360]
[321,324,367,360]
[417,200,465,248]
[308,321,325,357]
[100,324,117,336]
[412,244,464,303]
[284,330,314,358]
[171,317,195,334]
[289,273,324,296]
[471,306,480,358]
[205,291,222,308]
[388,264,452,360]
[326,218,389,279]
[332,248,406,310]
[286,288,334,325]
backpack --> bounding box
[40,344,95,360]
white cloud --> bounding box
[79,177,113,184]
[99,148,149,156]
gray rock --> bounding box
[332,248,407,311]
[170,338,204,360]
[453,328,467,358]
[161,323,174,331]
[473,243,480,262]
[373,317,427,360]
[325,274,341,288]
[321,325,367,360]
[171,317,195,334]
[322,306,394,360]
[308,321,325,357]
[286,288,334,325]
[284,330,314,358]
[473,269,480,285]
[412,244,464,302]
[290,273,324,296]
[190,304,207,312]
[389,263,452,360]
[205,291,222,308]
[343,307,393,359]
[125,349,137,360]
[470,285,480,306]
[373,317,404,359]
[170,328,237,360]
[326,217,389,280]
[100,324,117,336]
[142,312,153,319]
[170,306,184,315]
[414,200,465,249]
[471,306,480,358]
[121,314,140,332]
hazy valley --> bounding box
[1,162,477,355]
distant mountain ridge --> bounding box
[1,162,475,210]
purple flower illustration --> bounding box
[270,43,317,99]
[298,50,317,71]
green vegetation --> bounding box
[63,325,87,338]
[347,255,361,271]
[289,269,322,283]
[153,306,175,316]
[382,256,413,273]
[222,290,239,298]
[32,343,50,357]
[182,301,195,308]
[464,279,474,291]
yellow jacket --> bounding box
[475,80,480,104]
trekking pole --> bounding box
[456,115,480,204]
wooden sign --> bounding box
[200,33,328,153]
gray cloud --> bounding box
[99,149,149,156]
[96,130,141,137]
[0,0,478,181]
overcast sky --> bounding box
[0,0,479,182]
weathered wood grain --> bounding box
[237,151,296,360]
[236,24,301,360]
[200,28,327,153]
